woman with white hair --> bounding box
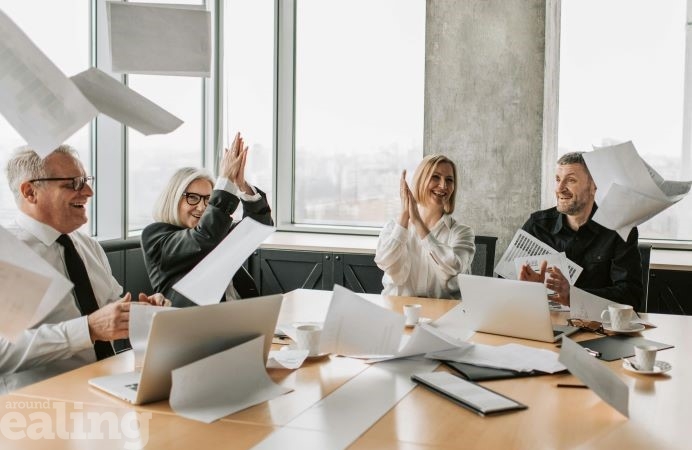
[141,133,272,307]
[375,154,475,299]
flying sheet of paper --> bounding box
[267,348,310,369]
[584,141,692,240]
[169,335,292,423]
[428,302,475,342]
[569,287,621,322]
[427,342,566,373]
[173,218,274,305]
[0,225,73,341]
[569,287,652,326]
[0,9,97,156]
[129,303,177,369]
[0,261,51,341]
[320,285,405,358]
[558,337,629,418]
[107,2,211,76]
[495,229,583,283]
[365,323,463,363]
[70,67,183,135]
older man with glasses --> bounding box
[0,145,169,395]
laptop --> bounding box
[457,274,578,343]
[89,294,283,405]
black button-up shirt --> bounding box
[521,206,643,310]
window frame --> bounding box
[547,0,692,250]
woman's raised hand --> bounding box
[221,132,251,193]
[399,170,410,227]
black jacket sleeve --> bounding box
[141,189,239,307]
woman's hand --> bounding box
[221,132,253,194]
[399,170,410,227]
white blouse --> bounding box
[374,214,475,299]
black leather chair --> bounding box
[638,243,652,311]
[471,235,497,277]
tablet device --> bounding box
[411,372,527,416]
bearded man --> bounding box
[518,152,643,309]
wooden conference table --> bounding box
[1,289,690,449]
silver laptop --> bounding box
[89,294,283,405]
[457,274,578,343]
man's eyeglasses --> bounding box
[567,318,605,335]
[29,176,95,191]
[182,192,211,206]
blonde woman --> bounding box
[141,133,272,307]
[374,155,475,299]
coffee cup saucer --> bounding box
[622,358,672,375]
[602,322,645,334]
[405,317,432,328]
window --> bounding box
[126,0,205,232]
[558,0,691,241]
[290,0,425,229]
[221,0,275,218]
[0,0,90,229]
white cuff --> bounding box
[66,316,94,351]
[215,177,261,202]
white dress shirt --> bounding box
[0,212,122,394]
[374,214,475,299]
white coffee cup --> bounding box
[403,304,422,326]
[600,304,634,331]
[295,324,322,356]
[634,344,658,371]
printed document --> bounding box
[495,229,583,283]
[584,141,692,240]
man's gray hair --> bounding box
[152,167,214,227]
[557,151,586,166]
[5,145,80,201]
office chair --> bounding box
[637,243,652,312]
[471,235,498,277]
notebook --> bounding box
[89,294,282,405]
[457,274,579,343]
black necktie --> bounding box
[56,234,114,360]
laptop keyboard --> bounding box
[125,383,139,392]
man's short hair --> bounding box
[5,145,80,201]
[152,167,214,227]
[557,151,586,166]
[557,151,592,178]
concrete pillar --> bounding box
[425,0,553,260]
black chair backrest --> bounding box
[638,243,652,311]
[471,235,498,277]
